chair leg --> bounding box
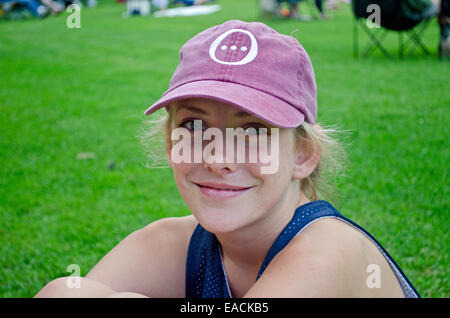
[359,23,392,58]
[353,16,359,58]
[353,15,432,59]
[399,32,404,59]
[408,26,431,56]
[404,19,431,57]
[409,30,431,56]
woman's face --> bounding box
[166,98,302,234]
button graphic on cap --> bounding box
[209,29,258,66]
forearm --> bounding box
[34,277,147,298]
[107,292,149,298]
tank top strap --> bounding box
[257,200,340,279]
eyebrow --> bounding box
[178,105,252,118]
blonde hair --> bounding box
[139,106,348,208]
[294,122,348,207]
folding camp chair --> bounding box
[352,0,437,58]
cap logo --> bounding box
[208,28,258,66]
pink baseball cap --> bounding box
[144,19,317,128]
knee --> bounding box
[34,277,70,297]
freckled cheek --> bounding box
[171,161,197,190]
[172,160,196,174]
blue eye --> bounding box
[181,119,206,132]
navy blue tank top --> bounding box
[185,200,419,298]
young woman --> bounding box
[35,20,419,298]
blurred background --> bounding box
[0,0,448,297]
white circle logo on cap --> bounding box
[209,29,258,66]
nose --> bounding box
[202,160,237,175]
[202,141,238,175]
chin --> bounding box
[191,206,249,235]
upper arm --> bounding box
[243,218,370,298]
[85,216,196,298]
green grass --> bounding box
[0,0,448,298]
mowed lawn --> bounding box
[0,0,448,298]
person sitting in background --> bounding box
[40,0,63,14]
[314,0,329,19]
[0,0,62,18]
[275,0,329,20]
[275,0,311,20]
[437,0,450,57]
[2,0,49,17]
[410,0,449,58]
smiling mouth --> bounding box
[193,182,254,191]
[193,182,254,199]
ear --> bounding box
[292,128,321,180]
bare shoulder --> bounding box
[86,214,198,297]
[136,214,198,244]
[245,217,404,298]
[131,214,199,264]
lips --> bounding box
[194,182,253,191]
[193,182,254,200]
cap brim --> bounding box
[144,80,304,128]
